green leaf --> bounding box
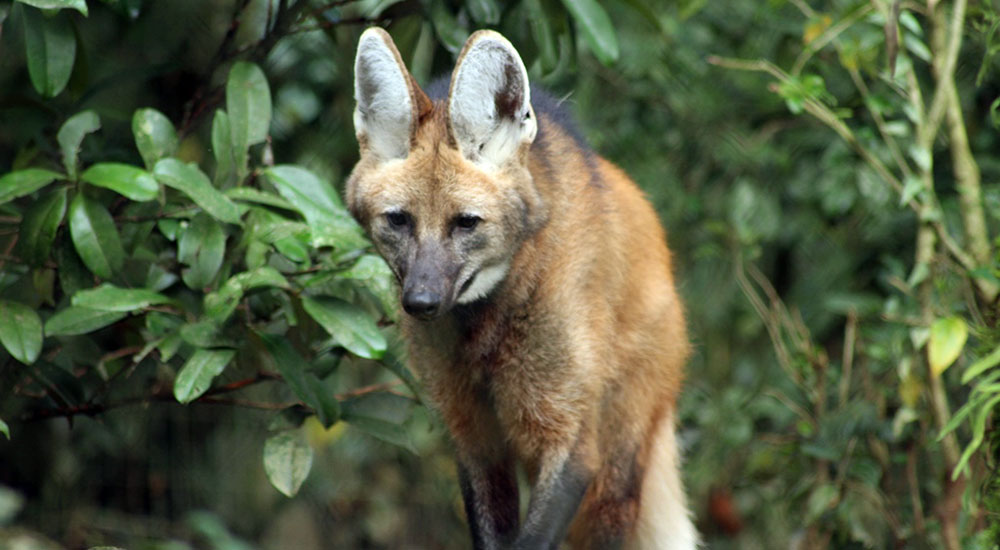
[0,300,44,364]
[928,316,968,377]
[427,0,468,53]
[71,283,170,312]
[341,391,414,425]
[265,165,368,250]
[0,418,8,439]
[80,163,159,201]
[263,430,313,497]
[341,413,415,452]
[22,5,76,97]
[173,348,235,403]
[466,0,500,24]
[559,0,619,65]
[68,192,125,279]
[44,306,126,336]
[16,187,67,266]
[952,394,1000,480]
[805,483,838,521]
[962,344,1000,384]
[132,108,179,169]
[525,0,557,71]
[336,254,398,319]
[57,109,100,180]
[153,159,243,224]
[233,265,289,290]
[301,296,386,359]
[177,213,226,290]
[258,333,340,427]
[900,175,924,206]
[203,266,288,321]
[224,187,294,211]
[0,168,62,205]
[211,109,235,186]
[227,61,272,177]
[14,0,88,15]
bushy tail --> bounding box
[629,412,699,550]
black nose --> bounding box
[402,290,442,319]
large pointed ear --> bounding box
[447,31,536,168]
[353,27,430,161]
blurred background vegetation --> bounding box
[1,0,999,548]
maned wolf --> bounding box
[346,27,697,550]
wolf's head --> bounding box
[346,28,546,320]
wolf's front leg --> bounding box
[509,429,599,550]
[457,452,520,550]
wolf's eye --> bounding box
[385,211,410,229]
[455,214,481,230]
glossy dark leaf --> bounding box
[177,213,226,290]
[68,193,125,279]
[258,333,340,427]
[22,5,76,97]
[153,159,243,224]
[0,169,62,205]
[0,300,44,364]
[560,0,619,65]
[16,187,67,266]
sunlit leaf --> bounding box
[44,306,126,336]
[71,283,170,312]
[227,61,271,177]
[301,296,386,360]
[57,110,100,180]
[264,165,368,250]
[14,0,88,15]
[132,108,179,169]
[962,344,1000,384]
[928,316,968,377]
[0,300,44,364]
[263,430,313,497]
[80,163,159,201]
[153,159,243,224]
[173,348,235,403]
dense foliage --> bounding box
[0,0,998,549]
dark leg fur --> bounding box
[458,454,520,550]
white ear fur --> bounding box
[353,28,413,161]
[448,31,536,168]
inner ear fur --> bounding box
[353,27,431,161]
[447,30,537,167]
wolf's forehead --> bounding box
[364,151,494,208]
